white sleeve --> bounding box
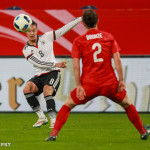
[54,17,82,40]
[27,54,55,68]
[43,31,54,42]
[23,45,32,58]
[23,45,55,68]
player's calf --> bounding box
[45,95,56,128]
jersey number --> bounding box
[92,43,103,63]
[49,78,55,85]
[39,50,44,57]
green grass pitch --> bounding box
[0,113,150,150]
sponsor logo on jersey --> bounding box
[41,41,45,45]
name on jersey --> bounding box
[86,33,102,40]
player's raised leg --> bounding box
[23,81,48,127]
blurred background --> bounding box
[0,0,150,112]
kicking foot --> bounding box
[33,117,48,128]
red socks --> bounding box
[125,104,146,134]
[51,104,146,136]
[51,105,71,136]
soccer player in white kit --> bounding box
[23,17,82,128]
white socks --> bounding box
[36,109,46,119]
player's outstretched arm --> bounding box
[113,52,126,92]
[54,17,82,40]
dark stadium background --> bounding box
[0,0,150,56]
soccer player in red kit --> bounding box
[46,9,150,141]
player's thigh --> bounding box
[25,77,43,96]
[43,85,54,96]
[70,85,99,105]
[104,83,127,103]
[44,71,61,96]
[23,81,38,93]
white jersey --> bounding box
[23,17,82,76]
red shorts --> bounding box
[70,82,126,105]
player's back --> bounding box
[72,29,119,86]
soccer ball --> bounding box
[13,14,32,33]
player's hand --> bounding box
[76,85,86,100]
[55,62,66,68]
[118,81,126,92]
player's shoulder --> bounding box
[43,31,53,37]
[23,42,30,51]
[73,33,86,43]
[74,35,82,42]
[99,30,114,40]
[22,42,33,57]
[22,41,35,53]
[42,31,54,41]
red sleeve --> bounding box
[112,37,121,54]
[71,38,81,58]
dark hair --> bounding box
[82,9,98,28]
[31,20,37,27]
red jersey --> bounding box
[71,29,120,86]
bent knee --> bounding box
[121,102,131,108]
[64,96,76,109]
[23,82,38,94]
[119,95,132,108]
